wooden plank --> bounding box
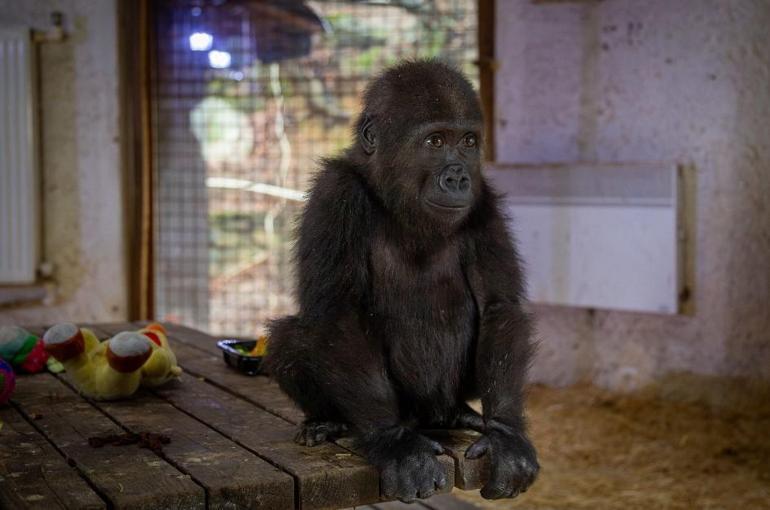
[159,324,484,493]
[11,374,204,510]
[162,323,222,355]
[97,324,305,425]
[97,393,295,510]
[168,332,482,491]
[87,323,136,339]
[162,326,466,504]
[46,323,295,508]
[369,502,417,509]
[0,406,106,510]
[365,493,479,509]
[424,430,489,490]
[154,373,381,510]
[418,493,480,510]
[167,338,306,424]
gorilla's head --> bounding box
[354,60,484,230]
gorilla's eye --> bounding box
[463,134,477,148]
[426,134,445,148]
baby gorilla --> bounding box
[266,59,538,502]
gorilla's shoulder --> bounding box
[308,157,370,204]
[301,157,374,236]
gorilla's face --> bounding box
[413,122,482,216]
[356,61,484,231]
[385,120,482,227]
[361,117,483,229]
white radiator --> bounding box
[0,27,39,284]
[486,163,685,314]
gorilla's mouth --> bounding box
[426,199,471,211]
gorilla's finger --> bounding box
[515,460,538,492]
[396,470,418,503]
[380,463,398,499]
[480,480,509,500]
[418,486,436,499]
[396,486,418,503]
[435,470,448,490]
[428,439,444,455]
[465,436,490,459]
[397,494,417,504]
[522,469,538,492]
[480,461,515,500]
[417,471,437,499]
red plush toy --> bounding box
[0,359,15,404]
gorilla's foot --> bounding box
[294,420,349,447]
[454,405,486,433]
[377,430,448,502]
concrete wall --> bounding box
[0,0,127,325]
[495,0,770,389]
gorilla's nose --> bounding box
[438,165,471,196]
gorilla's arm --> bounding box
[295,158,372,318]
[465,184,540,499]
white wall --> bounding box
[495,0,770,389]
[0,0,127,325]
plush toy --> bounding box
[42,323,182,400]
[0,359,15,404]
[0,326,49,373]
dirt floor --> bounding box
[454,383,770,510]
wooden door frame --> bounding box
[478,0,496,161]
[119,0,155,320]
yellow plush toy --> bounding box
[43,323,182,400]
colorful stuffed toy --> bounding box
[0,326,49,373]
[0,359,15,404]
[42,323,182,400]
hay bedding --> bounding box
[455,384,770,509]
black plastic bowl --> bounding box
[217,339,265,376]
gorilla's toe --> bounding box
[294,420,349,446]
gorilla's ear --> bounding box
[359,114,376,155]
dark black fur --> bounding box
[266,60,539,502]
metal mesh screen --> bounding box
[152,0,479,336]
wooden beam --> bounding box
[478,0,496,162]
[119,0,155,321]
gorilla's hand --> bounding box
[376,429,448,502]
[465,424,539,499]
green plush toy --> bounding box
[0,326,52,373]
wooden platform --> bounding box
[1,322,487,509]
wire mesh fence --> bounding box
[152,0,479,337]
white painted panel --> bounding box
[486,163,681,314]
[0,27,38,284]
